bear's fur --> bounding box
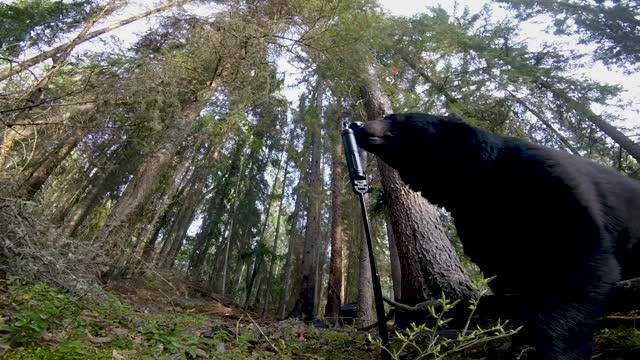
[351,113,640,359]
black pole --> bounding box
[358,192,391,359]
[342,123,391,360]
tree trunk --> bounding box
[0,104,94,170]
[263,141,292,315]
[97,81,218,250]
[356,153,373,326]
[60,144,130,237]
[156,185,200,269]
[280,179,305,319]
[189,140,242,282]
[324,103,345,325]
[244,149,284,308]
[220,155,246,295]
[131,158,193,272]
[386,216,402,301]
[0,1,188,82]
[291,80,324,321]
[361,64,476,312]
[18,123,93,198]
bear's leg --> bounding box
[514,259,618,360]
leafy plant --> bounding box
[1,280,80,347]
[369,276,522,359]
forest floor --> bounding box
[0,275,380,360]
[1,275,639,360]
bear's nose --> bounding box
[348,122,364,130]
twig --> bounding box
[235,314,244,343]
[245,312,279,353]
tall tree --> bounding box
[291,82,324,321]
[324,100,345,325]
[361,63,476,313]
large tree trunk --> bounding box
[0,1,188,82]
[156,183,201,269]
[291,81,324,321]
[96,81,218,250]
[361,64,476,313]
[324,103,345,325]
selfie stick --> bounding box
[342,122,391,360]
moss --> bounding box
[596,328,640,359]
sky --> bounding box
[376,0,640,128]
[2,0,638,128]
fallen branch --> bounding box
[245,312,279,353]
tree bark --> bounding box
[263,139,292,315]
[324,102,345,325]
[60,143,130,237]
[361,64,476,313]
[189,139,242,282]
[280,178,305,319]
[97,81,218,250]
[291,80,324,321]
[0,1,189,82]
[132,158,193,271]
[220,155,246,295]
[244,152,283,308]
[356,152,373,326]
[156,182,200,269]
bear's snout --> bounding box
[350,119,391,148]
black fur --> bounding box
[351,113,640,359]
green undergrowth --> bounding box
[0,278,376,359]
[1,277,638,359]
[595,327,640,359]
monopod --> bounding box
[341,122,391,360]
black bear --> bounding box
[350,113,640,360]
